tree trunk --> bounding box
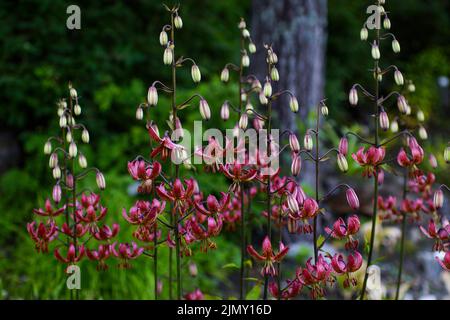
[251,0,327,186]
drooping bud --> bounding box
[394,70,404,86]
[219,69,229,85]
[69,142,78,158]
[263,80,272,98]
[360,27,368,41]
[74,104,81,116]
[392,39,401,53]
[346,188,360,210]
[371,41,380,60]
[252,79,262,91]
[429,154,438,169]
[287,194,299,213]
[238,19,246,29]
[408,83,416,92]
[59,115,67,128]
[199,99,211,121]
[44,141,52,155]
[70,88,77,99]
[245,102,254,115]
[147,86,158,106]
[163,48,173,65]
[433,189,444,209]
[289,96,299,113]
[337,153,348,173]
[390,119,399,133]
[397,95,408,114]
[339,137,348,156]
[242,54,250,67]
[66,174,74,189]
[379,111,389,131]
[174,15,183,29]
[383,17,391,29]
[49,153,58,169]
[191,64,201,83]
[248,42,256,54]
[66,131,73,143]
[291,154,301,176]
[52,184,62,204]
[239,113,248,130]
[220,102,230,121]
[159,30,168,46]
[136,107,143,120]
[242,28,250,38]
[445,146,450,163]
[271,67,279,82]
[321,104,329,116]
[418,126,428,140]
[253,118,264,130]
[189,262,198,277]
[289,133,300,153]
[78,153,87,168]
[52,166,61,180]
[82,129,90,144]
[349,87,358,106]
[241,91,247,103]
[268,50,278,64]
[417,110,425,122]
[303,133,313,152]
[96,171,106,190]
[259,91,268,105]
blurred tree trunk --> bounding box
[251,0,327,187]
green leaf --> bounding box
[244,259,253,268]
[316,234,325,248]
[245,284,261,300]
[222,263,239,270]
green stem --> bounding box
[239,185,246,300]
[395,168,408,300]
[313,103,320,264]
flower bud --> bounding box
[69,142,78,158]
[191,64,201,83]
[199,99,211,121]
[66,131,72,143]
[408,83,416,92]
[291,154,301,176]
[238,19,246,29]
[417,110,425,122]
[383,17,391,29]
[394,70,404,86]
[78,153,87,168]
[245,102,254,115]
[289,96,299,113]
[379,111,389,131]
[349,87,358,106]
[163,48,173,65]
[321,104,329,116]
[70,88,77,99]
[44,141,52,155]
[249,42,256,54]
[252,79,262,91]
[96,172,106,190]
[52,184,62,204]
[159,30,168,46]
[390,119,399,133]
[259,91,268,105]
[241,92,247,102]
[57,108,64,117]
[220,102,230,121]
[74,104,81,116]
[445,146,450,163]
[136,107,143,120]
[59,115,67,128]
[263,80,272,98]
[174,15,183,29]
[239,113,248,130]
[337,153,348,173]
[418,126,428,140]
[346,188,360,210]
[242,54,250,67]
[82,129,90,144]
[287,194,299,213]
[66,174,74,189]
[53,166,61,180]
[49,153,58,169]
[220,68,229,82]
[242,29,250,38]
[433,189,444,209]
[268,51,278,64]
[289,133,300,152]
[339,137,348,156]
[392,39,401,53]
[304,133,313,152]
[360,27,368,41]
[371,42,380,60]
[253,118,264,130]
[69,116,75,126]
[189,262,198,277]
[147,86,158,106]
[397,95,408,114]
[429,154,438,169]
[271,67,279,82]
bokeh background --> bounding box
[0,0,449,299]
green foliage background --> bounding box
[0,0,448,299]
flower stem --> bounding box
[395,168,408,300]
[154,226,158,300]
[313,103,320,263]
[239,185,246,300]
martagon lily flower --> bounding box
[220,162,258,192]
[352,146,385,178]
[32,199,65,218]
[27,221,58,253]
[331,251,363,287]
[147,121,179,161]
[247,236,289,276]
[156,178,196,211]
[54,243,85,264]
[112,242,144,269]
[194,192,230,216]
[325,215,360,250]
[419,219,449,251]
[127,160,162,193]
[436,251,450,271]
[86,244,112,271]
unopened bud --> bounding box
[220,68,229,82]
[249,42,256,54]
[242,54,250,67]
[189,262,198,277]
[429,154,438,169]
[417,110,425,122]
[245,102,254,115]
[394,70,404,86]
[271,67,279,82]
[291,154,301,176]
[289,133,300,152]
[289,96,299,113]
[346,188,360,210]
[371,42,380,60]
[238,19,246,29]
[191,64,201,83]
[287,194,299,213]
[268,51,278,64]
[242,29,250,38]
[339,137,348,156]
[239,113,248,130]
[397,95,408,114]
[70,88,77,99]
[82,129,89,144]
[390,119,399,133]
[349,87,358,106]
[174,15,183,29]
[337,153,348,173]
[159,30,168,46]
[49,153,58,169]
[220,102,230,121]
[163,48,173,65]
[383,17,391,30]
[379,111,389,131]
[53,166,61,180]
[78,153,87,168]
[74,104,81,116]
[445,146,450,163]
[304,133,313,152]
[69,142,77,158]
[59,115,67,128]
[263,80,272,98]
[360,27,368,41]
[259,91,268,105]
[96,172,106,190]
[147,86,158,106]
[392,39,401,53]
[52,184,62,204]
[321,104,329,116]
[199,99,211,121]
[136,107,143,120]
[418,126,428,140]
[66,131,72,143]
[408,83,416,92]
[433,189,444,209]
[44,141,52,155]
